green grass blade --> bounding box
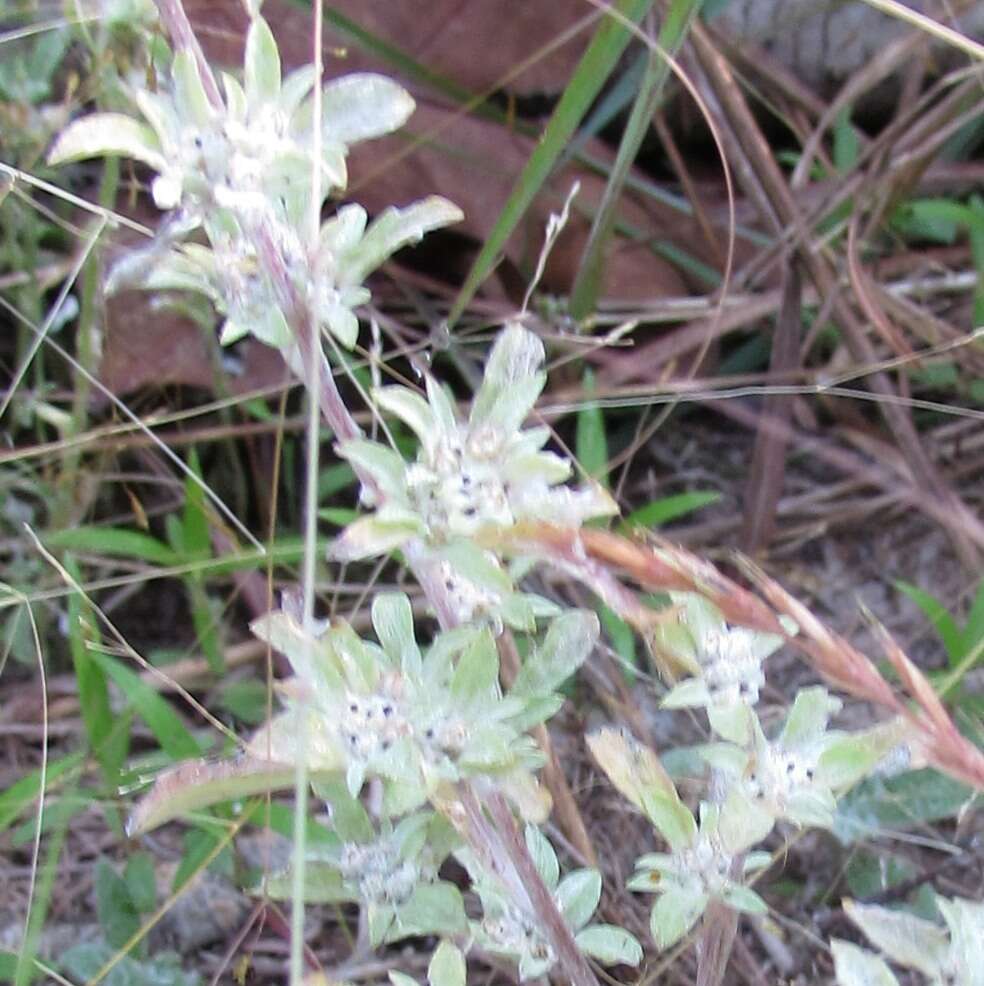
[89,651,204,760]
[896,581,964,666]
[0,753,84,834]
[45,526,180,566]
[620,491,721,532]
[182,449,223,673]
[569,0,701,320]
[66,556,122,780]
[962,578,984,656]
[576,368,609,482]
[448,0,657,326]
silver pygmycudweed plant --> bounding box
[46,3,983,983]
[48,10,461,351]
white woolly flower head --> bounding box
[332,323,617,562]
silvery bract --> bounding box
[657,592,788,742]
[701,687,897,830]
[460,826,641,980]
[48,15,462,352]
[332,322,616,559]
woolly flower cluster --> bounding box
[334,323,616,557]
[48,15,461,352]
[331,324,615,626]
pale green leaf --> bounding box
[471,323,545,427]
[221,72,247,121]
[555,869,601,931]
[524,824,559,890]
[780,686,842,747]
[511,609,598,698]
[938,895,984,983]
[374,386,436,444]
[449,630,499,707]
[639,788,698,852]
[338,439,408,503]
[844,899,948,978]
[586,727,678,813]
[721,884,768,914]
[171,50,212,128]
[394,883,468,939]
[322,73,415,144]
[831,940,901,986]
[341,197,464,286]
[279,65,316,117]
[261,861,351,902]
[427,941,466,986]
[245,17,281,105]
[651,887,706,950]
[320,203,368,256]
[372,592,421,676]
[574,924,643,966]
[329,510,424,561]
[439,540,512,594]
[128,757,301,835]
[47,114,166,171]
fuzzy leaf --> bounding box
[471,323,545,428]
[261,861,350,902]
[48,114,166,171]
[844,899,948,977]
[374,386,435,445]
[938,895,984,982]
[555,869,601,931]
[780,686,842,747]
[651,886,707,950]
[171,50,212,128]
[439,540,513,595]
[574,924,643,966]
[338,439,409,503]
[245,17,281,105]
[587,727,678,814]
[330,510,424,561]
[127,757,301,835]
[511,609,598,698]
[372,592,421,676]
[427,941,466,986]
[640,788,698,852]
[721,884,768,914]
[395,882,468,939]
[322,73,415,144]
[321,203,369,256]
[449,630,499,707]
[831,941,901,986]
[341,197,464,286]
[524,824,559,891]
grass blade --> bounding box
[569,0,701,320]
[448,0,657,326]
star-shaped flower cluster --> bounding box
[332,323,616,562]
[48,14,462,353]
[246,593,599,820]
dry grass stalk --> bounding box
[501,523,984,793]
